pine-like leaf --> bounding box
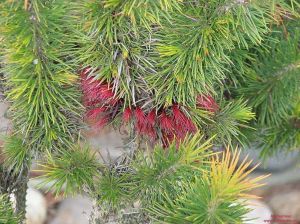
[0,194,20,224]
[38,145,100,196]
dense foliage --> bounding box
[39,134,268,223]
[239,21,300,157]
[0,194,19,224]
[77,0,299,153]
[0,0,82,153]
[0,0,299,223]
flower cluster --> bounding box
[81,70,219,146]
[122,104,197,146]
[81,68,121,127]
[196,95,219,113]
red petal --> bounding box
[81,75,118,105]
[172,104,188,125]
[185,117,197,132]
[86,107,106,119]
[123,107,132,123]
[134,107,147,133]
[97,85,114,99]
[160,111,174,132]
[134,107,145,123]
[174,124,186,139]
[172,104,195,130]
[146,110,156,127]
[94,115,110,128]
[196,95,219,112]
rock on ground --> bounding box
[26,188,47,224]
[84,126,128,162]
[243,199,272,224]
[267,190,300,221]
[49,195,93,224]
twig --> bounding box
[24,0,29,10]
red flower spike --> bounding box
[86,84,111,102]
[174,124,186,139]
[134,110,158,139]
[196,95,219,112]
[94,115,110,128]
[172,104,196,132]
[80,67,121,129]
[123,107,132,123]
[172,105,188,125]
[134,107,147,133]
[86,107,106,119]
[160,111,174,133]
[81,73,119,106]
[81,77,100,99]
[186,119,197,132]
[83,98,101,107]
[97,85,114,100]
[134,107,145,123]
[146,110,156,127]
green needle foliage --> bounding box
[149,149,267,223]
[1,135,30,175]
[77,0,299,149]
[207,99,255,147]
[0,0,299,223]
[39,134,267,223]
[0,0,82,152]
[0,2,83,218]
[96,169,132,210]
[238,20,300,157]
[151,0,299,142]
[150,0,272,107]
[38,144,100,196]
[77,0,181,106]
[241,27,300,126]
[79,0,299,109]
[131,134,214,205]
[0,194,20,224]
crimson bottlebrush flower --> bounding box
[96,84,118,105]
[81,68,121,129]
[80,69,94,92]
[172,104,196,132]
[185,118,197,132]
[86,107,106,119]
[159,104,198,147]
[196,95,219,112]
[160,111,174,133]
[123,107,132,123]
[146,110,156,127]
[141,110,157,139]
[97,85,114,99]
[87,83,114,102]
[94,115,110,128]
[174,124,186,139]
[134,107,146,133]
[81,73,118,106]
[134,107,145,123]
[172,104,186,124]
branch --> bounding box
[24,0,29,10]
